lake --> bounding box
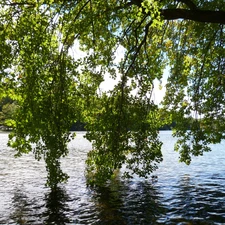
[0,131,225,224]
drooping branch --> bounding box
[161,9,225,24]
[123,21,152,76]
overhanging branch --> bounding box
[161,9,225,24]
[128,0,225,24]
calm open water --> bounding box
[0,131,225,225]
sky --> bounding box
[69,40,168,104]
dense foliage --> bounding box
[0,0,224,188]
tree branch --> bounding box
[124,21,152,76]
[127,0,225,24]
[161,9,225,24]
[4,2,35,7]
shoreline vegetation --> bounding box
[1,98,175,133]
[1,121,175,132]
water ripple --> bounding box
[0,131,225,224]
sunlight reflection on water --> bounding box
[0,131,225,224]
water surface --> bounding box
[0,131,225,224]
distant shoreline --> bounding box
[0,127,12,132]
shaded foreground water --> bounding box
[0,131,225,225]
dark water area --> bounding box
[0,131,225,225]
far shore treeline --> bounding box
[0,96,175,132]
[71,121,176,131]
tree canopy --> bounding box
[0,0,224,188]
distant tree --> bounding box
[0,0,224,187]
[0,97,13,111]
[0,97,17,128]
[0,102,17,128]
[70,121,86,131]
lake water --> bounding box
[0,131,225,225]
